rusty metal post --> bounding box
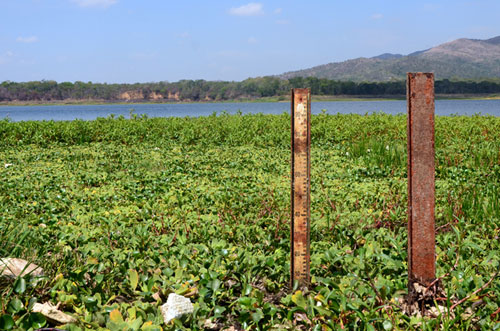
[291,88,311,288]
[407,73,436,290]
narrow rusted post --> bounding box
[407,73,436,291]
[291,88,311,288]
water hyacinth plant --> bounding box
[0,112,498,330]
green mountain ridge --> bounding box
[279,36,500,82]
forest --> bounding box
[1,77,500,103]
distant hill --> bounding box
[484,36,500,45]
[372,53,403,60]
[279,36,500,82]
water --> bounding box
[0,99,499,122]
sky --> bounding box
[1,0,499,83]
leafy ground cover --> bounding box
[0,113,499,330]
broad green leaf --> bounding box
[7,298,23,314]
[14,278,26,294]
[127,317,143,330]
[291,290,307,309]
[238,297,255,308]
[141,320,161,330]
[109,309,124,324]
[127,307,137,320]
[383,320,393,330]
[251,308,264,323]
[128,269,139,291]
[209,279,221,292]
[214,306,226,316]
[0,315,14,330]
[28,312,46,329]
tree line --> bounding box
[1,77,499,102]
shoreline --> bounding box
[0,94,498,107]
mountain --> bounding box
[484,36,500,45]
[372,53,403,60]
[279,36,500,82]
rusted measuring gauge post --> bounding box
[290,88,311,288]
[407,73,436,292]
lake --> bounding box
[0,99,499,121]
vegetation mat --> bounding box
[0,113,499,330]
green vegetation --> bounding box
[2,77,500,104]
[0,113,499,330]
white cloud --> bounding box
[371,13,383,20]
[276,19,290,25]
[247,36,258,44]
[179,32,190,39]
[274,8,282,14]
[71,0,118,8]
[16,36,38,43]
[228,3,263,16]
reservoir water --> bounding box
[0,99,499,122]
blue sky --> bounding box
[1,0,499,83]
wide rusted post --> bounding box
[291,88,311,288]
[407,73,436,290]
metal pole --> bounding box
[291,88,311,288]
[407,72,436,290]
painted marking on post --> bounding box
[407,72,436,288]
[291,88,311,287]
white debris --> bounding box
[4,163,13,168]
[152,291,161,301]
[160,293,194,324]
[32,302,77,324]
[203,319,219,329]
[413,282,427,295]
[428,305,447,317]
[0,258,44,279]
